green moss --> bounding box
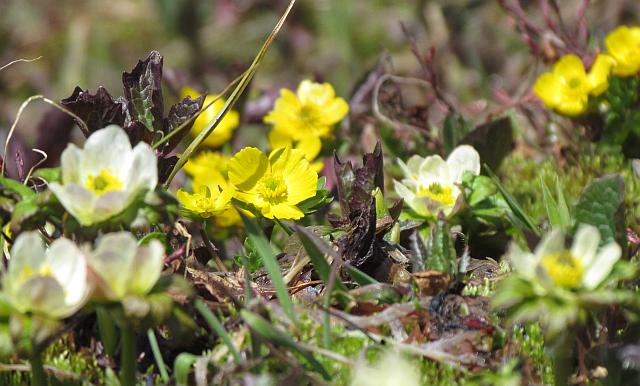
[501,148,640,230]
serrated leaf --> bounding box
[122,51,164,133]
[60,86,127,136]
[573,174,625,248]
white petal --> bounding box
[446,145,481,183]
[88,232,138,300]
[45,238,89,308]
[571,224,600,267]
[7,231,46,279]
[582,242,622,290]
[80,125,132,178]
[93,190,130,223]
[398,155,424,180]
[123,142,158,193]
[127,239,164,295]
[59,145,82,184]
[393,180,416,203]
[507,242,539,279]
[15,276,70,318]
[533,229,565,259]
[50,183,97,226]
[417,155,450,187]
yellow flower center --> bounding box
[541,251,584,288]
[85,169,123,195]
[417,182,455,207]
[299,104,323,131]
[19,264,53,283]
[568,78,582,89]
[257,175,288,204]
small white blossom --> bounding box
[50,125,157,226]
[394,145,480,218]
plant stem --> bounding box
[551,331,574,386]
[29,350,47,386]
[120,325,137,386]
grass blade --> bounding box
[147,329,170,383]
[240,213,296,323]
[241,310,331,380]
[485,164,540,235]
[163,0,297,187]
[195,299,242,364]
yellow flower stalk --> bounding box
[228,147,318,220]
[533,54,615,116]
[264,80,349,169]
[181,86,240,148]
[605,26,640,77]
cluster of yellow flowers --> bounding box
[533,25,640,116]
[177,80,348,221]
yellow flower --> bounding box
[183,150,229,182]
[605,26,640,77]
[181,86,240,148]
[177,180,240,225]
[264,80,348,169]
[228,147,318,220]
[533,54,615,116]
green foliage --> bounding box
[573,175,625,248]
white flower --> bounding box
[87,232,164,301]
[3,231,90,319]
[351,349,420,386]
[393,145,480,218]
[509,224,621,290]
[49,125,158,226]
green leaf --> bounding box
[461,117,514,171]
[97,308,118,356]
[173,353,198,386]
[541,176,571,230]
[30,167,61,183]
[241,310,331,380]
[442,114,470,154]
[240,213,296,324]
[194,299,241,364]
[485,165,540,235]
[0,176,35,199]
[465,174,497,206]
[573,174,625,248]
[425,216,457,275]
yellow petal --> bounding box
[320,98,349,126]
[228,147,268,190]
[556,97,588,116]
[297,80,335,106]
[533,73,565,108]
[268,129,294,151]
[295,136,322,161]
[587,54,615,96]
[605,26,640,76]
[553,54,587,80]
[266,203,305,220]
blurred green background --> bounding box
[0,0,638,141]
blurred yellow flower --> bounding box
[533,54,615,116]
[181,86,240,148]
[228,147,318,220]
[264,80,348,169]
[183,150,229,182]
[605,26,640,77]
